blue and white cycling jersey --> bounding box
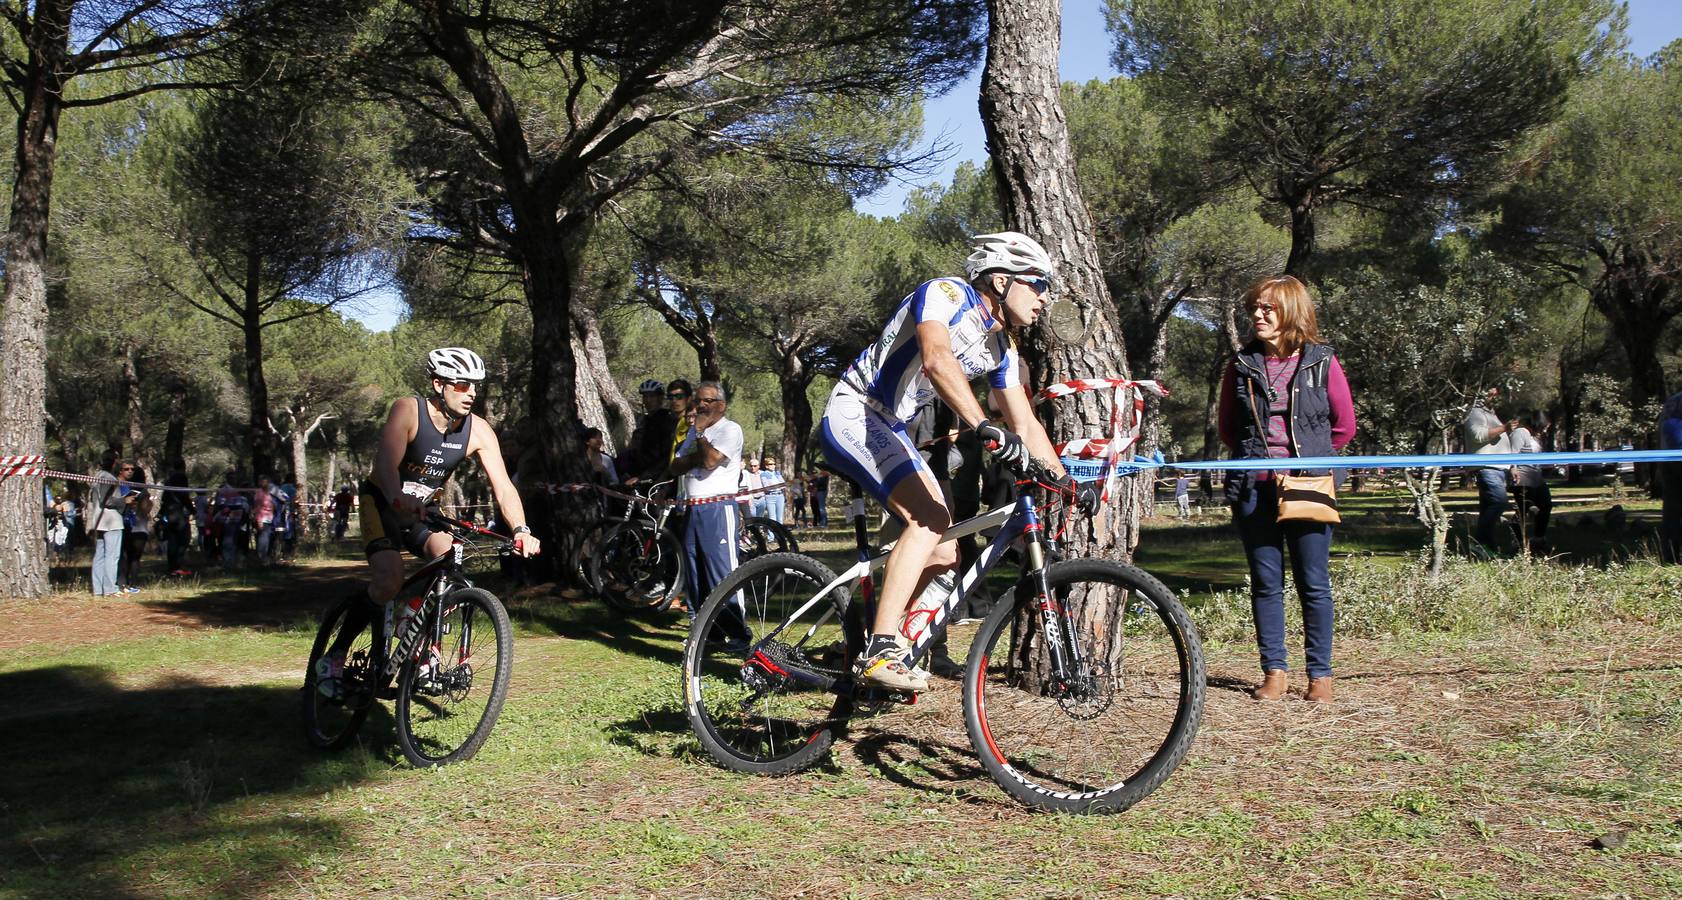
[840,277,1021,424]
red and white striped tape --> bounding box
[1035,378,1168,503]
[0,454,46,482]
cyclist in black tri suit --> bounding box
[316,347,539,692]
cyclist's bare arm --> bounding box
[467,418,540,556]
[992,365,1067,479]
[375,398,423,515]
[916,320,990,429]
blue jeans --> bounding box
[1474,468,1508,548]
[764,492,785,523]
[91,528,123,595]
[1661,461,1682,564]
[1233,480,1336,678]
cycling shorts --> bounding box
[358,480,440,559]
[817,386,932,506]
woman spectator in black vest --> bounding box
[1218,275,1357,703]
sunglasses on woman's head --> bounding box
[667,391,688,400]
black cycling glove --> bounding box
[975,422,1027,466]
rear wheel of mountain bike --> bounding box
[394,588,514,767]
[593,521,684,611]
[738,516,799,560]
[302,593,382,750]
[963,559,1205,813]
[683,552,863,776]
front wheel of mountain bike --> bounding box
[394,588,514,767]
[963,559,1205,814]
[682,552,863,776]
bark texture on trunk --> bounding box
[522,224,595,580]
[164,381,188,469]
[572,305,633,452]
[242,249,276,479]
[0,0,71,598]
[1285,195,1315,278]
[983,0,1138,685]
[776,349,814,469]
[121,342,146,469]
[323,426,341,503]
[982,0,1137,559]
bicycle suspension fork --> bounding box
[1022,501,1088,691]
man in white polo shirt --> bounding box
[671,381,751,649]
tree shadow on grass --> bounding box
[603,702,695,759]
[849,729,998,804]
[511,593,690,668]
[0,664,395,897]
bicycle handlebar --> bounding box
[424,512,515,546]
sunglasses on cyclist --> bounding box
[1016,276,1052,295]
[440,379,479,393]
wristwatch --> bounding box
[512,525,532,536]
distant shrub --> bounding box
[1188,554,1682,643]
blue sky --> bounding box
[856,0,1682,217]
[350,1,1682,331]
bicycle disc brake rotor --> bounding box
[437,662,473,702]
[1055,661,1115,720]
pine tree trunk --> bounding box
[1285,195,1316,278]
[164,380,188,469]
[0,0,71,598]
[777,350,814,470]
[121,341,146,469]
[572,306,633,452]
[324,427,340,506]
[523,222,595,581]
[982,0,1138,686]
[241,249,275,479]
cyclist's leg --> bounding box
[818,396,954,688]
[875,474,958,635]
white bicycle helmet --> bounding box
[963,231,1056,281]
[426,347,486,382]
[638,378,665,394]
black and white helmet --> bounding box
[638,378,665,395]
[963,231,1056,281]
[426,347,486,382]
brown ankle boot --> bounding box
[1306,675,1334,703]
[1252,669,1288,701]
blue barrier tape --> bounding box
[1061,449,1682,482]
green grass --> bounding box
[4,506,1681,898]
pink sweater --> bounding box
[1218,354,1356,477]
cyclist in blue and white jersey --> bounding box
[819,232,1088,692]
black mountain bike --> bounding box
[594,483,798,612]
[303,514,516,767]
[680,456,1205,813]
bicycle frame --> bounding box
[371,517,506,686]
[756,484,1084,685]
